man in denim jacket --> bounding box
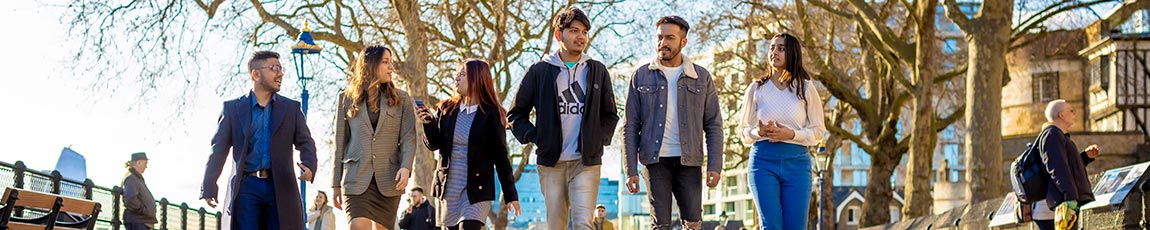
[622,15,724,230]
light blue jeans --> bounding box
[538,160,601,230]
[748,141,812,230]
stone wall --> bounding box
[863,167,1150,230]
[934,180,969,215]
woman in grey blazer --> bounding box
[333,45,418,230]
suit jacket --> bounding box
[333,90,418,197]
[200,93,318,230]
[422,104,519,204]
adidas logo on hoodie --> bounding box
[558,81,586,115]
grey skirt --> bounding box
[346,178,401,227]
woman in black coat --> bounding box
[416,59,521,230]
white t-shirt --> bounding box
[659,65,684,157]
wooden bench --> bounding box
[0,187,101,230]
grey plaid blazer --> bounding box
[333,90,417,197]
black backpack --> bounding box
[1010,127,1051,204]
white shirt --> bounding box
[1032,199,1055,220]
[737,79,826,146]
[660,65,685,157]
[460,104,478,114]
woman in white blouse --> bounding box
[737,33,826,230]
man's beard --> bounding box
[659,48,678,61]
[260,73,280,93]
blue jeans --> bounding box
[747,141,812,230]
[233,175,280,230]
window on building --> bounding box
[951,169,962,182]
[851,146,871,166]
[837,147,855,165]
[746,200,755,218]
[1091,55,1111,92]
[847,206,860,225]
[704,204,715,215]
[725,176,738,196]
[853,170,869,186]
[725,202,736,213]
[1032,72,1060,103]
[941,126,956,140]
[943,143,962,182]
[943,144,960,163]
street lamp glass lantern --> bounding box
[291,22,323,55]
[291,21,322,89]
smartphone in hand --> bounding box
[415,100,434,123]
[414,100,428,112]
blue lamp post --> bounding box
[814,140,827,230]
[291,21,321,215]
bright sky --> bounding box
[0,0,1122,227]
[0,0,232,206]
[0,0,364,226]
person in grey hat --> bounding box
[122,152,157,230]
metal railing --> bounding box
[0,160,220,230]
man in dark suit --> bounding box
[201,50,318,230]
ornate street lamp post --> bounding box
[814,141,829,230]
[291,21,322,214]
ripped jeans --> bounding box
[644,157,703,230]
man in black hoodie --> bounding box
[1034,99,1100,230]
[507,7,620,230]
[122,152,157,230]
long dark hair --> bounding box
[345,45,399,118]
[759,33,811,103]
[438,59,509,127]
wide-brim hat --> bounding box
[130,152,149,161]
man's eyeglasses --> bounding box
[254,65,284,72]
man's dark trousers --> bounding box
[233,175,280,230]
[645,156,702,228]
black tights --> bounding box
[445,220,483,230]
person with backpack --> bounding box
[1033,99,1100,230]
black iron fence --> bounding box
[0,160,221,230]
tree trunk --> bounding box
[904,0,939,219]
[963,0,1012,205]
[390,0,435,190]
[860,148,898,227]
